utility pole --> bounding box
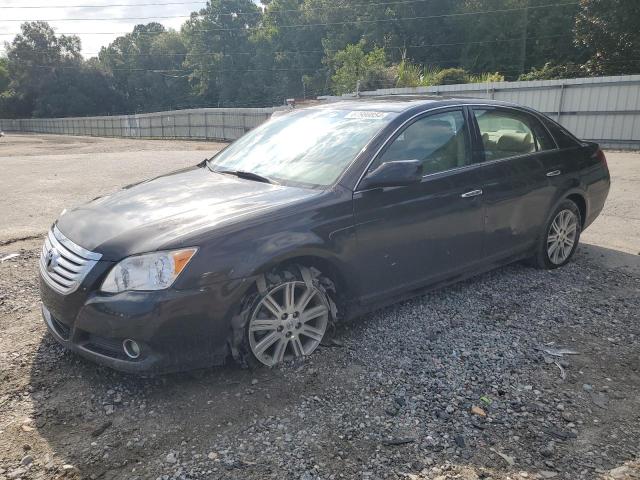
[519,0,529,77]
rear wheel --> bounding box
[239,265,333,367]
[531,199,582,269]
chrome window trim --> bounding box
[471,105,560,158]
[353,103,561,193]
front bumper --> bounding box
[40,275,243,374]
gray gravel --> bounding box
[1,240,637,480]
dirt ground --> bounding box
[0,134,227,243]
[0,134,638,480]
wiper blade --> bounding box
[216,169,277,185]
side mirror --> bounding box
[359,160,423,190]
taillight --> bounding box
[594,148,607,168]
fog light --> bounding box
[122,339,141,359]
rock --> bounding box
[7,468,26,479]
[590,392,609,409]
[608,466,630,479]
[166,452,178,464]
[454,435,465,448]
[20,455,33,466]
[207,452,218,460]
[470,406,487,417]
[91,421,112,437]
[538,471,558,478]
[251,378,258,385]
[541,442,555,458]
[104,404,115,415]
[382,437,416,446]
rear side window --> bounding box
[375,109,471,175]
[474,109,555,161]
[543,119,581,149]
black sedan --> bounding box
[39,97,610,372]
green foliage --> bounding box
[0,58,9,94]
[394,58,423,88]
[421,66,443,87]
[468,72,505,83]
[575,0,640,75]
[0,0,637,119]
[433,68,469,86]
[329,42,390,95]
[99,23,189,111]
[518,62,583,81]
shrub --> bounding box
[518,62,584,81]
[433,68,469,86]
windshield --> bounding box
[208,108,395,187]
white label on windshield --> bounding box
[346,111,389,120]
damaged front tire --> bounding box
[234,264,336,368]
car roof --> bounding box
[313,96,521,113]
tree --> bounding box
[182,0,261,107]
[0,58,9,94]
[99,23,190,112]
[575,0,640,75]
[329,41,391,95]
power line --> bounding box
[18,57,640,77]
[0,33,576,57]
[0,2,579,35]
[0,0,504,14]
[0,1,206,8]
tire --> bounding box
[530,199,582,270]
[234,264,336,368]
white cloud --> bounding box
[0,0,207,58]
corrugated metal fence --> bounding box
[0,107,281,142]
[321,74,640,150]
[1,75,639,148]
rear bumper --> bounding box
[39,275,244,374]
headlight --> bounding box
[101,248,197,293]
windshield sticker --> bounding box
[345,111,389,120]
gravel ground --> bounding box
[0,135,638,480]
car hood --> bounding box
[56,165,320,260]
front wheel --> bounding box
[531,199,582,269]
[239,265,333,367]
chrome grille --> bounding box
[39,226,102,295]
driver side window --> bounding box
[375,110,471,175]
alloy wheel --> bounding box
[248,281,329,366]
[547,209,578,265]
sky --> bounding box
[0,0,246,58]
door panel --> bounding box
[353,168,485,301]
[478,154,550,259]
[472,108,557,259]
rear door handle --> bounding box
[546,170,561,177]
[461,189,483,198]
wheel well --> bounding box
[566,193,587,227]
[279,255,351,315]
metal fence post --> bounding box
[557,82,566,122]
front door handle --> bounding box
[461,189,483,198]
[546,170,561,177]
